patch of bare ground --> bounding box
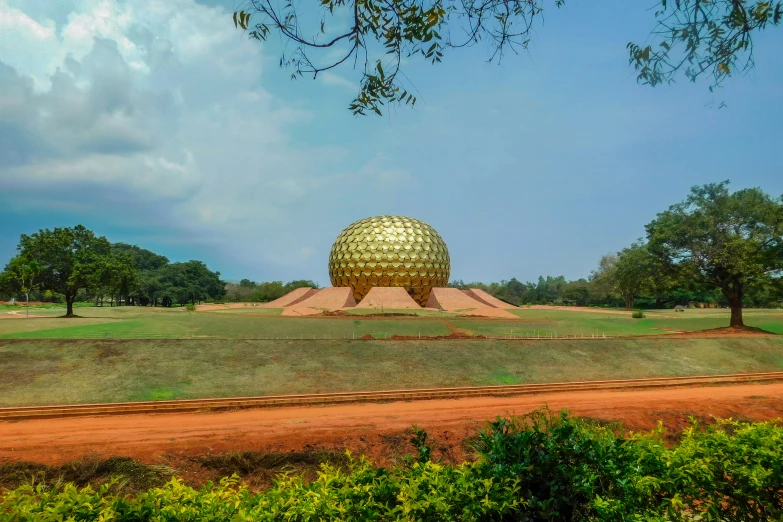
[642,326,776,339]
[2,382,783,493]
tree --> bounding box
[589,254,619,303]
[562,280,590,306]
[590,245,660,309]
[646,181,783,327]
[14,226,111,317]
[613,243,656,310]
[0,258,41,318]
[99,251,138,307]
[233,0,782,115]
[159,261,226,306]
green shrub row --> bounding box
[2,409,781,521]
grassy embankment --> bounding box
[1,336,782,406]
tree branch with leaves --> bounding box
[234,0,781,115]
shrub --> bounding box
[632,309,645,318]
[2,410,782,521]
[185,303,197,312]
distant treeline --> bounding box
[448,274,781,309]
[224,279,319,303]
[1,226,225,316]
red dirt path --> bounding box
[1,383,782,467]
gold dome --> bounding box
[328,215,450,306]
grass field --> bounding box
[1,336,782,406]
[0,305,780,339]
[0,307,452,339]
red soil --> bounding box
[197,303,255,311]
[0,312,48,319]
[639,326,776,339]
[2,382,782,467]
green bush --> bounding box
[632,309,645,318]
[185,303,197,312]
[2,410,782,521]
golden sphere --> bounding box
[328,215,450,306]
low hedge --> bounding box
[2,409,781,521]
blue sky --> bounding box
[1,0,781,286]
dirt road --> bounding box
[1,382,782,467]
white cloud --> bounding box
[318,71,356,91]
[0,0,413,279]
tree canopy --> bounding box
[645,181,783,327]
[2,226,228,313]
[224,279,320,303]
[9,226,112,317]
[233,0,782,115]
[0,257,41,317]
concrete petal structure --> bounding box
[426,288,518,318]
[328,216,450,306]
[354,287,421,309]
[463,288,519,309]
[281,287,356,317]
[259,287,319,308]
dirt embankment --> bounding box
[2,382,782,477]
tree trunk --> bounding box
[65,293,76,317]
[25,292,29,319]
[729,298,744,328]
[624,294,634,309]
[722,285,744,328]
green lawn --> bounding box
[0,307,451,339]
[205,308,284,316]
[1,337,782,406]
[0,305,780,339]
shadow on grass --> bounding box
[196,450,349,478]
[0,457,176,493]
[0,451,352,494]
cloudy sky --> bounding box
[1,0,782,285]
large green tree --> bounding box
[93,250,138,307]
[0,258,41,318]
[646,181,783,327]
[158,261,226,306]
[612,243,656,310]
[13,226,111,317]
[233,0,782,115]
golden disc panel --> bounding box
[328,215,450,306]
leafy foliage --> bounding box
[8,226,112,316]
[224,279,320,303]
[0,258,41,312]
[3,227,227,310]
[233,0,781,115]
[628,0,783,95]
[646,181,783,326]
[3,410,782,520]
[234,0,566,115]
